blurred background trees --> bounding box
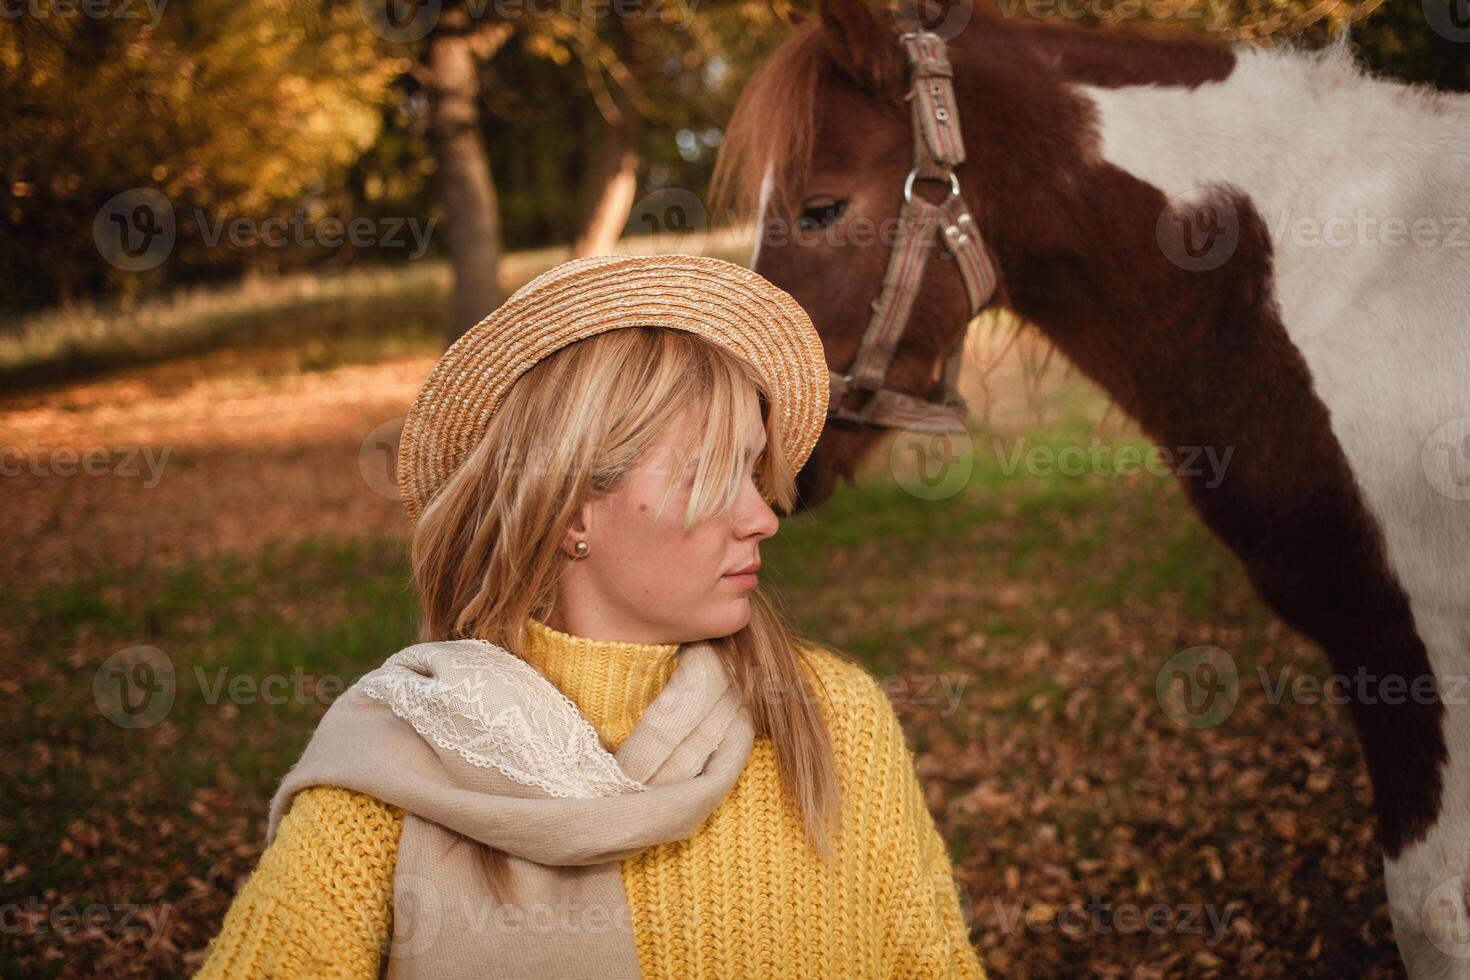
[1,0,1463,327]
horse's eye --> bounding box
[797,197,848,231]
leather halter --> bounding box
[826,25,998,435]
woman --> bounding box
[194,254,985,979]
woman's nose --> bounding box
[738,482,780,539]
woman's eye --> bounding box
[797,197,848,231]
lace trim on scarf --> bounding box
[356,639,648,799]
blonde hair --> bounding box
[410,326,843,898]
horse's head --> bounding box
[714,0,990,512]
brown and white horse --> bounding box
[714,1,1470,973]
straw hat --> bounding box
[396,253,830,522]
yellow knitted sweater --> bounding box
[195,618,985,978]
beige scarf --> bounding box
[266,636,755,979]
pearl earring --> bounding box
[573,540,589,558]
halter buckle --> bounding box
[902,168,961,205]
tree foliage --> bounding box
[0,0,400,309]
[0,0,1461,315]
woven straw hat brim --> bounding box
[397,253,830,522]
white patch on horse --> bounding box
[1075,42,1470,976]
[750,161,775,269]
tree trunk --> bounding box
[571,108,639,258]
[571,20,640,258]
[424,9,509,345]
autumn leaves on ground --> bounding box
[2,264,1402,978]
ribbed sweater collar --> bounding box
[521,616,682,750]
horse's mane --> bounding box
[709,22,831,224]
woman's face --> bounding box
[553,402,779,645]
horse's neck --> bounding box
[963,27,1470,857]
[980,13,1235,89]
[970,30,1470,457]
[1085,48,1468,379]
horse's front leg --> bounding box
[1387,701,1470,979]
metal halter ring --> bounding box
[902,169,962,204]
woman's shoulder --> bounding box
[794,641,900,735]
[276,785,405,858]
[797,640,878,691]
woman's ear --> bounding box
[561,502,593,559]
[817,0,907,102]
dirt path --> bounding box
[1,351,435,587]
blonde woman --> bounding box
[194,255,985,979]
